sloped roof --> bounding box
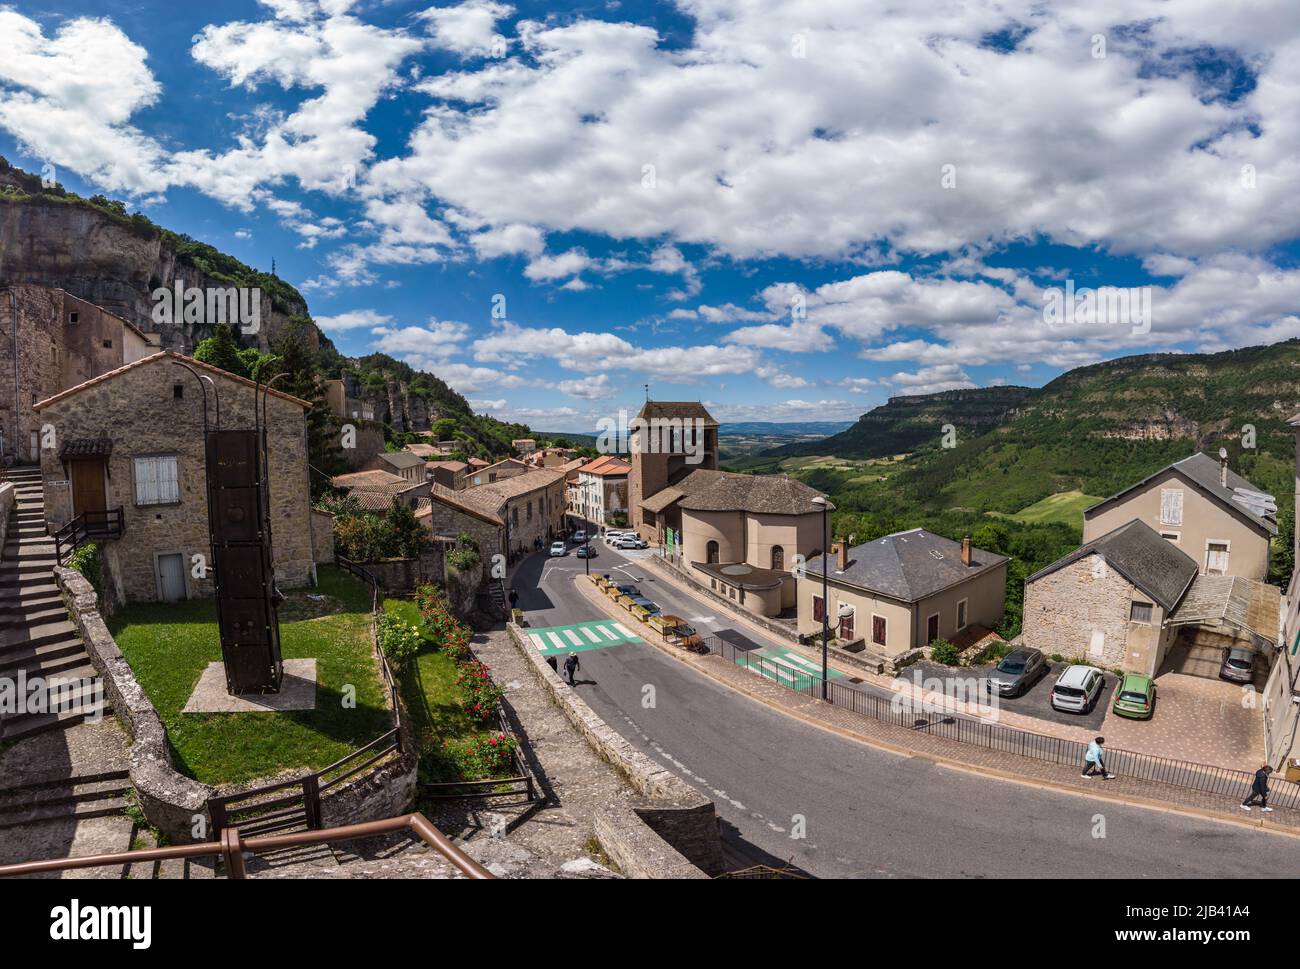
[33,350,312,411]
[1168,574,1280,647]
[1027,519,1198,611]
[1084,452,1277,536]
[641,487,685,514]
[332,469,420,494]
[805,528,1007,602]
[432,468,564,523]
[636,400,719,426]
[429,460,468,472]
[378,451,426,470]
[417,488,504,528]
[580,455,632,476]
[403,443,440,459]
[667,469,824,515]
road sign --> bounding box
[525,620,641,656]
[732,645,846,691]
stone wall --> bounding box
[55,565,214,842]
[421,495,503,555]
[362,550,446,593]
[38,354,316,603]
[311,509,335,564]
[1022,553,1137,667]
[507,622,721,876]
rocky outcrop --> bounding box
[0,198,304,352]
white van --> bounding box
[1050,665,1104,713]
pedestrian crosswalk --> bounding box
[526,620,641,656]
[732,645,847,691]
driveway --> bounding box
[902,660,1116,731]
[1100,671,1264,771]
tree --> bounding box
[193,324,249,378]
[265,316,346,497]
[384,499,429,558]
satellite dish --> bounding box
[1219,447,1228,459]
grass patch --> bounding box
[109,566,391,786]
[1000,490,1102,525]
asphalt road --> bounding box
[514,540,1300,878]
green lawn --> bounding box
[1000,490,1102,525]
[110,566,392,785]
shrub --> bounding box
[377,613,422,669]
[457,659,503,722]
[929,638,961,666]
[66,543,102,595]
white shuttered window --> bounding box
[1159,488,1184,526]
[134,456,179,505]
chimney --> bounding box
[833,540,849,572]
[1220,448,1229,488]
[961,535,972,567]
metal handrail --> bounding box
[0,812,493,880]
[54,507,124,564]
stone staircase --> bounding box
[0,466,109,741]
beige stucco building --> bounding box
[1083,452,1275,581]
[34,351,317,604]
[797,530,1007,656]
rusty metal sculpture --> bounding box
[174,360,286,694]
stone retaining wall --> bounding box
[506,622,722,876]
[59,566,416,843]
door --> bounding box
[157,553,187,602]
[927,613,940,644]
[1089,629,1106,660]
[71,459,107,517]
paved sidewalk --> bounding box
[576,577,1300,833]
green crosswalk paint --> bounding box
[527,620,641,656]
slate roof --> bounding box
[805,528,1008,603]
[1167,574,1280,648]
[1026,519,1198,611]
[378,451,426,471]
[670,469,824,515]
[1084,452,1278,536]
[636,400,719,426]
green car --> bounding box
[1111,673,1156,720]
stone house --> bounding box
[421,468,565,559]
[33,351,317,604]
[1023,520,1197,674]
[1083,452,1276,581]
[417,488,503,558]
[628,400,720,537]
[470,457,529,488]
[428,460,469,490]
[364,450,426,484]
[330,468,430,509]
[798,530,1007,656]
[322,377,374,422]
[0,284,160,463]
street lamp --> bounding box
[811,494,835,700]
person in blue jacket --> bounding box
[1082,736,1114,779]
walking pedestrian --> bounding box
[1081,736,1114,779]
[563,652,580,687]
[1241,765,1274,812]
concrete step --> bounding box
[0,785,128,830]
[1,650,93,680]
[0,621,79,651]
[0,596,63,617]
[0,605,69,630]
[0,702,112,743]
[0,639,87,674]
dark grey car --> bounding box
[988,648,1048,697]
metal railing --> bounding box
[705,635,1300,811]
[0,812,493,880]
[54,507,124,564]
[421,703,538,803]
[336,555,403,735]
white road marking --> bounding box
[596,625,620,641]
[546,632,565,650]
[580,627,602,643]
[529,634,546,652]
[782,651,822,672]
[563,629,584,646]
[611,622,634,639]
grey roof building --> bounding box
[805,528,1007,602]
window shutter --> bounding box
[135,457,156,504]
[159,456,179,503]
[812,595,824,622]
[1160,488,1183,526]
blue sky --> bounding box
[3,1,1300,431]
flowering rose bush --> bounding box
[376,613,422,669]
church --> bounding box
[629,400,827,617]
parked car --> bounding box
[1112,673,1157,720]
[573,529,587,543]
[549,541,567,557]
[1220,646,1256,684]
[1050,664,1105,713]
[629,595,661,616]
[576,545,597,558]
[615,584,641,597]
[987,647,1048,697]
[604,530,630,544]
[616,534,648,549]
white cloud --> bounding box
[558,374,615,399]
[419,0,512,56]
[315,308,394,331]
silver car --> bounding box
[1220,647,1255,684]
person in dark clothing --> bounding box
[1242,765,1274,812]
[563,653,580,687]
